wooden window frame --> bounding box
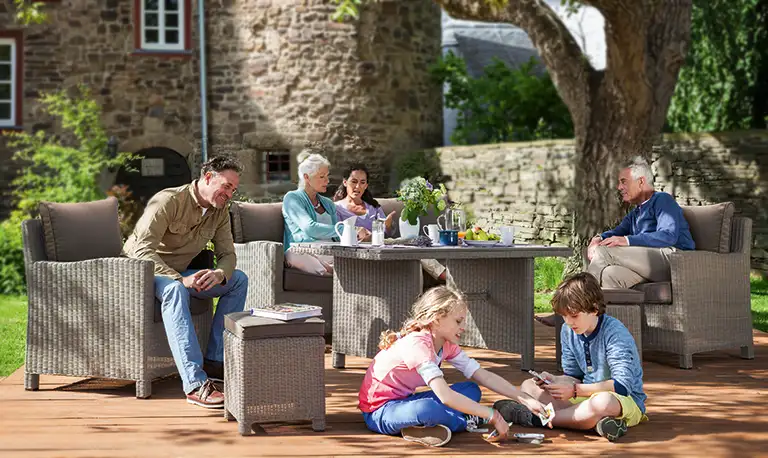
[0,31,23,129]
[262,151,292,184]
[133,0,192,55]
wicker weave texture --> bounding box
[643,217,754,368]
[223,331,326,435]
[25,258,155,381]
[332,258,423,360]
[23,219,214,398]
[236,241,333,335]
[447,258,535,370]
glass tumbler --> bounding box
[371,219,385,246]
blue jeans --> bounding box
[362,381,482,435]
[154,269,248,394]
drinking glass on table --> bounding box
[371,219,385,246]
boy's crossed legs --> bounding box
[497,377,637,441]
[520,377,622,430]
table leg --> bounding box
[445,257,535,370]
[332,258,423,362]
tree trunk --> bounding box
[434,0,692,273]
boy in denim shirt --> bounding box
[496,272,647,441]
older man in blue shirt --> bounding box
[587,157,695,289]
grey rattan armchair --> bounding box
[638,205,754,369]
[22,198,212,398]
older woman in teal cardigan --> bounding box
[283,151,364,275]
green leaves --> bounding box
[13,0,47,26]
[431,52,573,144]
[331,0,363,21]
[667,0,768,132]
[396,177,447,224]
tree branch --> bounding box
[435,0,594,124]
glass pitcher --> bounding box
[437,208,466,232]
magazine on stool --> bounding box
[250,303,323,321]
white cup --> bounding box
[500,226,515,245]
[423,224,440,245]
[335,220,358,247]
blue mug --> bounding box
[438,230,459,246]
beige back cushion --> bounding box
[230,201,284,243]
[681,202,734,253]
[38,197,123,261]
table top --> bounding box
[290,242,573,260]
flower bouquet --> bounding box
[396,177,447,225]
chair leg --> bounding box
[332,352,345,369]
[24,373,39,391]
[238,421,254,436]
[312,418,325,432]
[224,410,236,421]
[741,344,755,360]
[679,354,693,369]
[136,380,152,399]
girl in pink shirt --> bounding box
[358,286,547,447]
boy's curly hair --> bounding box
[200,155,243,176]
[551,272,606,316]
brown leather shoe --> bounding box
[203,359,224,382]
[186,379,224,409]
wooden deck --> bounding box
[2,321,768,457]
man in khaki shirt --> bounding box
[124,156,248,409]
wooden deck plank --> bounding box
[1,323,767,457]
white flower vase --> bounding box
[399,216,421,239]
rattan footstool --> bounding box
[223,312,326,436]
[555,288,644,370]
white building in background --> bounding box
[441,2,606,145]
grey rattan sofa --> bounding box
[22,198,213,398]
[635,202,754,368]
[229,198,438,337]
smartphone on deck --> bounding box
[486,422,515,439]
[527,369,552,384]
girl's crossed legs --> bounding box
[363,381,481,435]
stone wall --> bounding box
[437,130,768,271]
[0,0,442,217]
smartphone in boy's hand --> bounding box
[528,369,552,385]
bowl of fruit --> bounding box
[462,226,501,246]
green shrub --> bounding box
[0,85,137,294]
[430,52,574,145]
[0,220,25,295]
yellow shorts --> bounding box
[569,392,648,427]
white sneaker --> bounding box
[401,424,452,447]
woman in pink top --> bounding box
[358,286,548,447]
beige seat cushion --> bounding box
[681,202,734,253]
[602,288,645,304]
[225,312,325,340]
[38,197,123,262]
[632,282,673,304]
[283,268,333,292]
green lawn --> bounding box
[1,267,766,377]
[0,295,27,377]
